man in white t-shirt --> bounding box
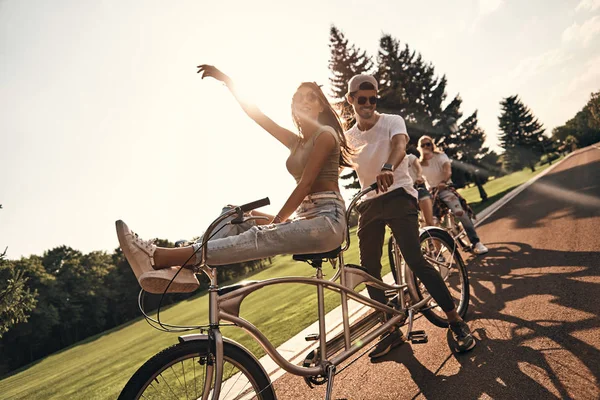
[345,74,476,357]
[418,135,488,255]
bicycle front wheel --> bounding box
[406,228,470,328]
[118,340,275,400]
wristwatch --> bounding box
[381,163,394,172]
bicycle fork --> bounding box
[203,287,224,400]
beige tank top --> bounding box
[286,126,340,184]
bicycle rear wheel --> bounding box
[406,228,469,327]
[119,340,275,400]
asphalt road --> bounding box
[273,145,600,400]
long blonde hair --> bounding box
[417,135,441,162]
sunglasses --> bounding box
[355,96,378,105]
[420,142,433,148]
[293,91,320,104]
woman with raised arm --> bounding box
[116,65,354,293]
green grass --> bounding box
[0,158,566,399]
[0,227,393,400]
[458,157,564,215]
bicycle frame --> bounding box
[190,185,433,399]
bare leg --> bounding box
[419,197,435,226]
[153,246,197,269]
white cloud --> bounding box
[562,15,600,46]
[509,48,573,83]
[576,0,600,12]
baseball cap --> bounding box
[347,74,378,93]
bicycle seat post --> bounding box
[315,263,328,365]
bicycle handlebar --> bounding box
[239,197,270,213]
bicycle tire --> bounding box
[406,228,470,328]
[118,340,276,400]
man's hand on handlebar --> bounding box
[376,171,394,194]
[437,182,448,191]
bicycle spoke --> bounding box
[193,357,197,400]
[181,360,188,400]
[158,372,179,399]
[169,365,187,397]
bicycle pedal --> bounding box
[305,333,319,341]
[408,330,428,344]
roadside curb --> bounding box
[261,147,593,385]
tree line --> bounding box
[329,26,598,189]
[551,91,600,151]
[0,234,271,376]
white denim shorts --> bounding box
[193,191,346,266]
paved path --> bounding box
[272,145,600,400]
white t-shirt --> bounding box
[345,113,418,200]
[421,152,451,188]
[406,154,419,183]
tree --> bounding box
[328,25,373,123]
[328,28,492,192]
[498,95,546,172]
[340,170,360,191]
[0,249,38,338]
[587,91,600,129]
[0,205,38,340]
[552,91,600,148]
[438,110,496,194]
[564,135,579,152]
[376,34,448,135]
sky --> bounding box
[1,0,599,259]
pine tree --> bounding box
[498,95,546,172]
[436,94,464,153]
[328,25,373,190]
[328,25,373,123]
[329,29,491,190]
[376,34,448,143]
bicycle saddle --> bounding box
[292,246,341,262]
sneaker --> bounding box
[368,329,407,359]
[139,267,200,294]
[116,220,200,294]
[472,242,489,255]
[116,220,156,279]
[448,320,476,353]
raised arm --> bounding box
[272,131,337,222]
[197,64,298,148]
